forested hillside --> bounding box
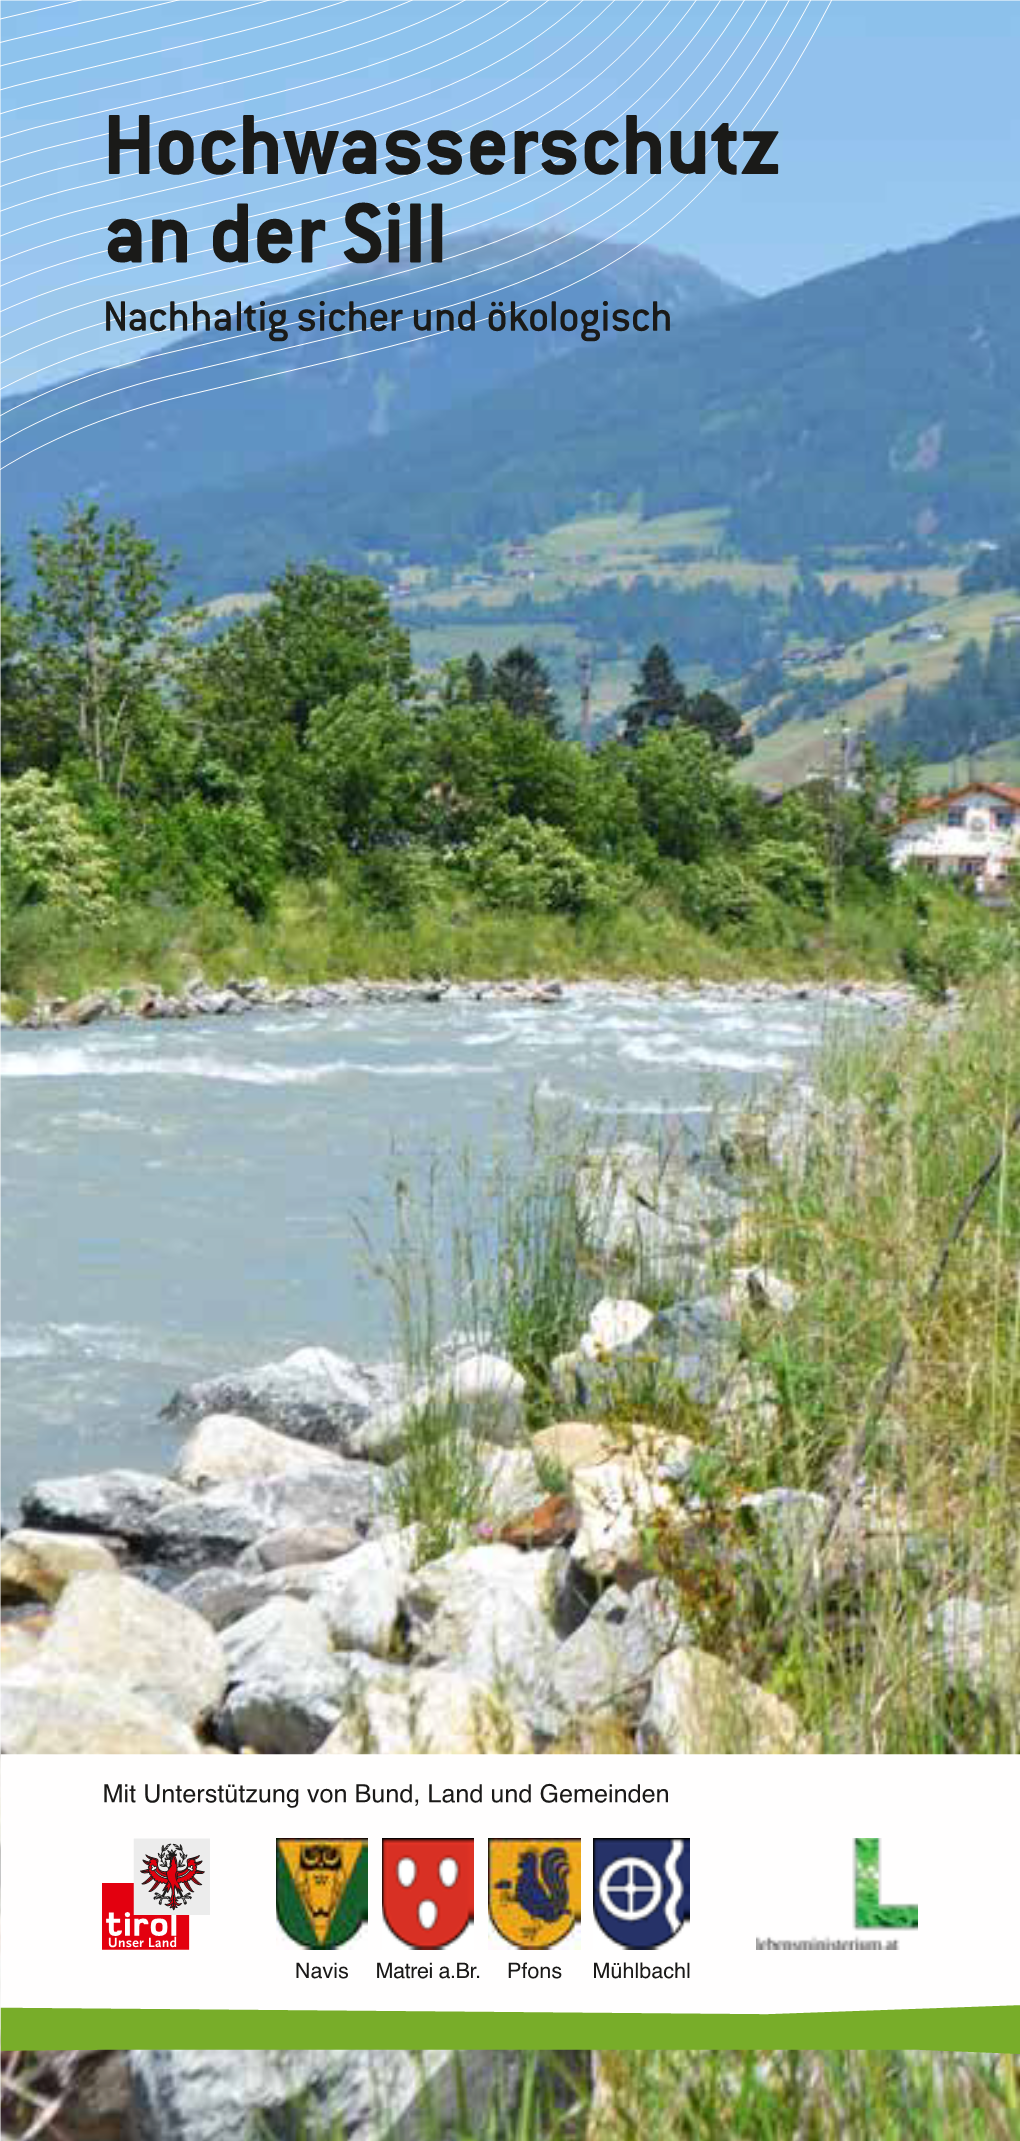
[47,215,1018,597]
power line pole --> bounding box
[840,719,853,792]
[578,648,593,748]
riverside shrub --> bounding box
[461,815,603,916]
[751,837,832,914]
[132,794,282,918]
[676,856,768,933]
[1,770,117,928]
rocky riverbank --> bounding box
[4,2049,569,2141]
[10,2049,1010,2141]
[6,972,916,1029]
[5,1071,1006,1760]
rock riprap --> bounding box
[127,2047,536,2141]
[36,1571,227,1729]
[638,1645,815,1754]
[0,1528,123,1605]
[10,971,913,1032]
[349,1351,527,1461]
[2,1670,202,1755]
[575,1141,741,1285]
[4,1114,888,1758]
[164,1346,395,1454]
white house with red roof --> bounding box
[888,782,1020,895]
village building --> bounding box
[888,781,1020,895]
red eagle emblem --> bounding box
[139,1843,204,1910]
[381,1840,473,1948]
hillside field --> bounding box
[745,586,1019,787]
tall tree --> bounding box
[15,505,191,794]
[464,650,490,704]
[488,645,560,733]
[194,564,416,770]
[307,685,425,848]
[621,643,685,746]
[683,687,753,759]
[0,551,40,775]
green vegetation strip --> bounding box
[4,2012,1018,2054]
[7,512,1015,1017]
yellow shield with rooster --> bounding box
[488,1839,581,1949]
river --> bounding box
[1,986,864,1515]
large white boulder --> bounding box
[317,1661,534,1757]
[164,1347,394,1453]
[38,1571,227,1730]
[576,1142,737,1281]
[1,1527,122,1605]
[128,2049,532,2141]
[638,1645,812,1754]
[174,1413,344,1490]
[2,1667,200,1755]
[351,1352,525,1462]
[216,1597,355,1753]
[144,1461,390,1565]
[578,1297,655,1357]
[402,1542,564,1668]
[549,1580,688,1728]
[400,1542,567,1726]
[20,1469,189,1546]
[313,1530,421,1657]
[570,1442,692,1580]
[530,1420,619,1475]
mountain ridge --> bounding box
[4,216,1017,603]
[0,222,740,562]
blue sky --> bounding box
[1,1,1018,392]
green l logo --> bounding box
[854,1838,918,1929]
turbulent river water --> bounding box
[1,987,862,1514]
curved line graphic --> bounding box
[664,1840,687,1934]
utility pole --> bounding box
[578,648,593,748]
[840,719,853,792]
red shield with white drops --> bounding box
[381,1839,474,1948]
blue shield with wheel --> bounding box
[592,1839,690,1948]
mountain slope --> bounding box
[320,214,1020,560]
[0,224,738,563]
[7,217,1016,601]
[103,214,1020,596]
[745,585,1020,789]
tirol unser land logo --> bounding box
[102,1838,209,1948]
[276,1838,369,1950]
[593,1840,690,1949]
[137,1840,207,1913]
[102,1884,190,1951]
[489,1839,581,1949]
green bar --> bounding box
[4,2011,1018,2054]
